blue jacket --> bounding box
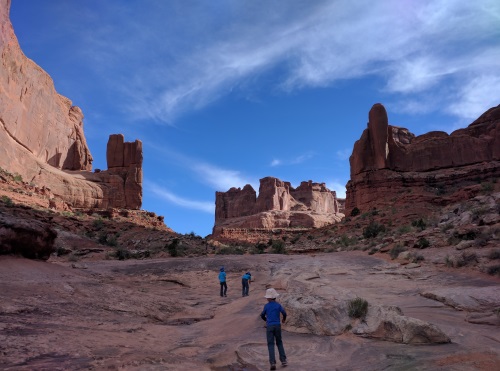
[218,271,226,282]
[260,300,287,326]
[242,273,251,281]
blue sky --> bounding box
[10,0,500,237]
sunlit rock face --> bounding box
[346,103,500,214]
[0,0,142,209]
[213,177,344,241]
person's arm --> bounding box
[281,306,287,323]
[260,308,267,322]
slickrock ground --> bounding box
[1,252,499,371]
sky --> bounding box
[10,0,500,237]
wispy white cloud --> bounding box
[270,159,281,167]
[270,152,315,167]
[146,141,254,191]
[146,182,214,213]
[69,0,499,123]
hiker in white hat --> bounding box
[260,288,288,370]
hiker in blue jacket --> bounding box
[260,288,287,370]
[219,267,227,297]
[241,272,251,296]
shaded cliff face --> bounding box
[0,0,142,210]
[213,176,344,242]
[346,103,500,213]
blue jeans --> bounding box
[266,324,286,365]
[242,279,249,296]
[220,282,227,296]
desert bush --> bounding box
[12,173,23,182]
[255,242,267,254]
[92,218,104,230]
[445,255,453,267]
[167,239,180,257]
[416,237,430,249]
[338,234,356,247]
[412,218,427,231]
[487,265,500,276]
[368,247,378,255]
[217,246,245,255]
[389,244,406,260]
[363,222,386,239]
[271,240,286,254]
[1,195,13,207]
[409,253,425,263]
[397,225,411,235]
[351,207,360,217]
[481,182,494,193]
[348,297,369,319]
[115,248,130,260]
[456,252,478,267]
[488,250,500,260]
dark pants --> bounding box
[242,279,249,296]
[266,324,286,365]
[220,282,227,296]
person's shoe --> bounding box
[281,360,287,367]
[270,364,276,370]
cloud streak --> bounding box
[69,0,499,123]
[146,182,214,213]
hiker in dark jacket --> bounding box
[241,272,251,296]
[219,267,227,297]
[260,288,287,370]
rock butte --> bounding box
[346,103,500,214]
[0,0,142,210]
[213,177,345,242]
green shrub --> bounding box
[271,240,286,254]
[350,207,360,217]
[416,237,430,249]
[488,250,500,260]
[348,297,369,319]
[368,247,378,255]
[167,239,180,257]
[115,248,131,260]
[487,265,500,276]
[389,244,406,260]
[397,225,411,235]
[363,222,386,239]
[481,182,494,193]
[1,195,13,207]
[216,246,245,255]
[92,218,104,230]
[412,218,427,231]
[13,174,23,182]
[255,242,267,254]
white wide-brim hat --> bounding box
[265,288,279,299]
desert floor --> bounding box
[1,252,499,371]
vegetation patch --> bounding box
[348,297,369,319]
[1,195,13,207]
[487,265,500,276]
[416,237,430,249]
[363,222,386,239]
[389,244,406,260]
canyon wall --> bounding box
[213,177,344,241]
[0,0,142,209]
[346,103,500,214]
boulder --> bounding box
[0,212,56,260]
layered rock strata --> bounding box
[0,0,142,209]
[346,103,500,214]
[213,177,344,241]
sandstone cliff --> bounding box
[213,177,344,241]
[0,0,142,209]
[346,103,500,213]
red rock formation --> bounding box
[213,177,344,241]
[0,0,142,210]
[346,103,500,213]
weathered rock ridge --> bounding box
[213,177,344,241]
[346,103,500,213]
[0,0,142,209]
